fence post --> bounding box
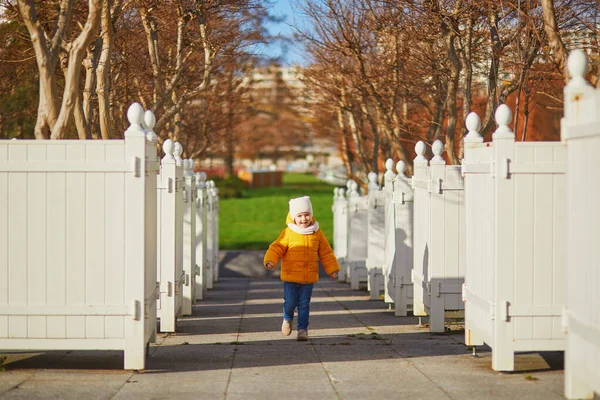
[462,111,486,348]
[562,49,600,400]
[491,105,516,371]
[123,103,158,369]
[411,141,430,317]
[428,140,447,332]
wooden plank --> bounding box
[47,172,67,339]
[27,171,47,339]
[0,172,7,337]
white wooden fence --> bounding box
[346,181,369,290]
[194,172,209,301]
[0,103,159,370]
[461,105,566,371]
[385,160,414,316]
[366,172,386,300]
[412,140,465,332]
[561,50,600,399]
[182,159,197,315]
[156,140,185,333]
[332,187,349,282]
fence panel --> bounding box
[194,172,209,301]
[561,50,600,399]
[156,140,184,333]
[0,103,158,369]
[182,160,197,315]
[382,160,396,304]
[389,161,414,316]
[366,172,386,300]
[428,140,466,332]
[462,106,565,371]
[346,181,368,290]
[332,187,348,282]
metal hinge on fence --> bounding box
[438,179,464,194]
[130,299,141,321]
[401,192,413,205]
[131,157,141,178]
[160,281,173,297]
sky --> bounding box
[260,0,309,66]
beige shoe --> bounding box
[281,319,292,336]
[297,329,308,341]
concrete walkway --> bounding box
[0,251,568,399]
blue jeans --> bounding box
[283,282,314,331]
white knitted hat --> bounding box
[289,196,313,218]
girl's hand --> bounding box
[330,272,338,280]
[265,262,275,270]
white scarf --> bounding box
[287,221,320,235]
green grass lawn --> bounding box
[218,172,338,250]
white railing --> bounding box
[156,140,185,332]
[561,50,600,399]
[412,140,466,332]
[366,172,386,300]
[462,105,566,371]
[0,103,159,370]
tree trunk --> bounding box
[51,0,103,139]
[96,0,113,139]
[541,0,568,82]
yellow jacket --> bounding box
[264,213,340,284]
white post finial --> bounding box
[567,49,588,87]
[143,110,158,142]
[173,142,183,166]
[396,160,406,176]
[125,103,145,138]
[368,171,379,191]
[195,171,207,188]
[464,112,483,143]
[414,141,428,163]
[340,188,346,197]
[431,140,444,162]
[492,104,515,139]
[385,158,394,171]
[384,158,396,182]
[162,139,175,162]
[349,180,359,196]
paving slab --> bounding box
[0,251,588,399]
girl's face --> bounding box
[294,212,312,228]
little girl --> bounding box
[264,196,340,341]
